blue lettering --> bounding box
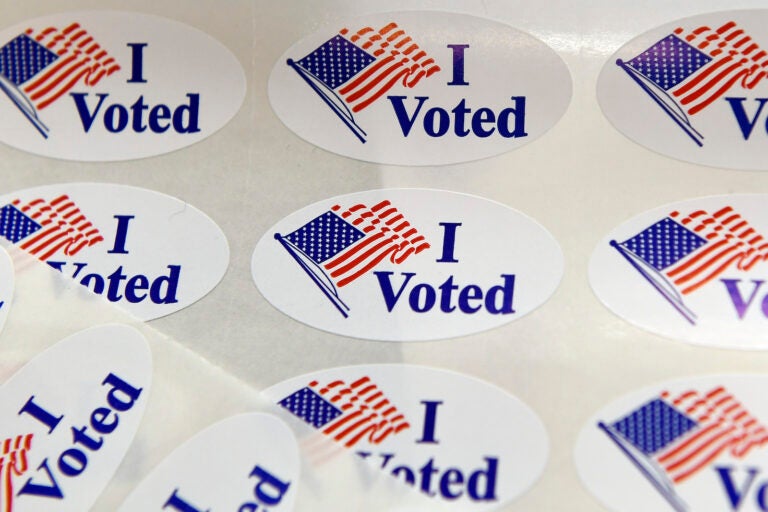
[108,215,135,254]
[71,93,108,132]
[70,93,200,134]
[375,272,516,314]
[424,107,450,137]
[388,96,527,138]
[104,104,129,132]
[471,107,495,137]
[18,459,64,499]
[58,449,87,477]
[375,454,499,501]
[51,262,181,305]
[417,400,442,444]
[446,44,470,86]
[722,279,767,319]
[126,43,148,84]
[164,489,210,512]
[250,465,291,506]
[716,466,759,510]
[376,271,416,312]
[16,373,143,503]
[436,222,462,263]
[389,95,428,136]
[409,283,437,312]
[440,468,464,499]
[726,97,768,140]
[497,97,527,138]
[18,396,63,433]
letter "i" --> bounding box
[416,400,443,444]
[108,215,135,254]
[163,489,210,512]
[18,396,63,433]
[436,222,462,263]
[447,44,470,86]
[126,43,148,83]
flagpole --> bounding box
[0,75,48,138]
[616,59,703,147]
[598,422,688,512]
[287,59,367,143]
[275,233,351,318]
[610,240,697,325]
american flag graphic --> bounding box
[618,21,768,145]
[0,194,104,261]
[612,206,768,323]
[602,387,768,484]
[275,199,429,317]
[288,22,440,141]
[0,22,120,136]
[0,434,33,512]
[278,376,410,448]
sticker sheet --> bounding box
[2,1,768,512]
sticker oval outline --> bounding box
[0,10,246,161]
[118,413,299,511]
[251,188,564,341]
[262,363,549,511]
[575,374,768,512]
[598,10,768,170]
[0,323,152,512]
[0,182,230,320]
[589,194,768,349]
[268,10,572,166]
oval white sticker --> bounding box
[252,189,563,341]
[0,183,229,320]
[0,246,13,335]
[118,413,299,512]
[598,10,768,170]
[590,195,768,349]
[0,11,245,161]
[0,324,151,512]
[268,11,571,165]
[263,364,548,511]
[575,375,768,512]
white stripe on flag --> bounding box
[337,23,440,112]
[21,23,120,110]
[322,200,429,288]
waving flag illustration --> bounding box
[618,21,768,146]
[287,22,441,142]
[599,387,768,512]
[278,376,410,448]
[0,434,33,512]
[611,206,768,324]
[0,194,104,261]
[274,199,430,317]
[0,22,120,138]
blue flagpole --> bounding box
[0,75,48,138]
[287,59,367,143]
[275,233,350,318]
[617,59,703,147]
[610,240,696,325]
[599,422,688,512]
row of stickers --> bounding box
[0,183,766,347]
[3,324,765,511]
[1,10,768,168]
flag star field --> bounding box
[278,387,343,429]
[612,399,698,455]
[0,34,58,86]
[623,218,707,271]
[627,35,712,91]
